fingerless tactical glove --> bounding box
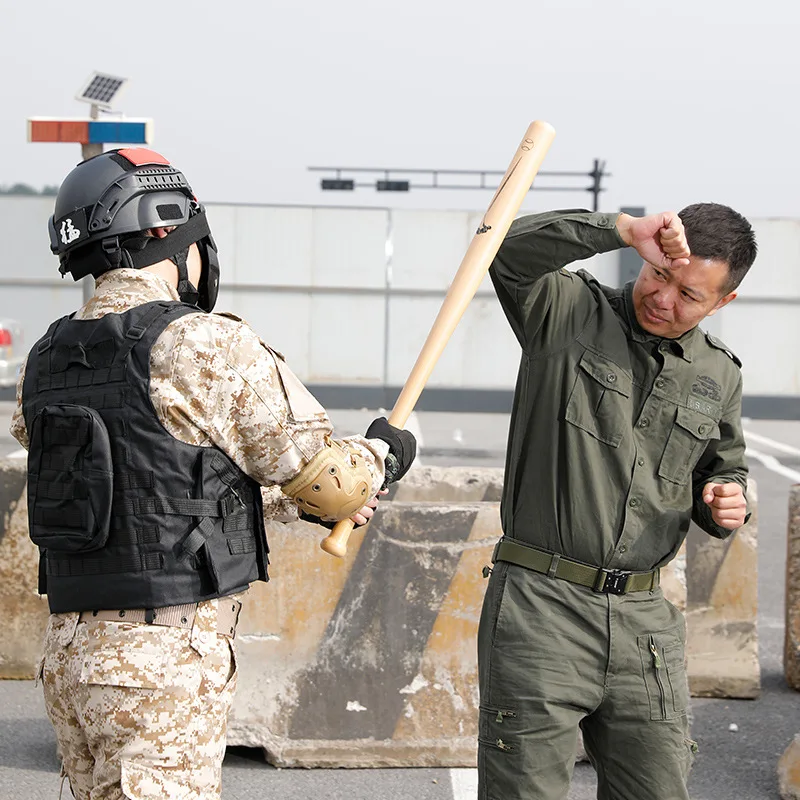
[365,417,417,486]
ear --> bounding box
[149,226,175,240]
[707,291,737,317]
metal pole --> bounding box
[78,104,103,303]
[382,210,394,407]
[591,159,601,212]
[80,104,103,161]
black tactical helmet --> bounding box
[49,148,220,311]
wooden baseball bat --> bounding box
[321,120,556,558]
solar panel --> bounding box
[75,72,127,109]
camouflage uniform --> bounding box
[12,268,387,799]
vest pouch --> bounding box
[202,533,257,597]
[28,404,114,553]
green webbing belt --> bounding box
[493,539,659,595]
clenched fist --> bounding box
[702,482,747,530]
[616,211,691,269]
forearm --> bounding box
[490,210,626,287]
[691,383,749,538]
[9,360,28,450]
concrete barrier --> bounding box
[779,734,800,800]
[786,485,800,690]
[0,459,760,766]
[0,459,49,679]
[686,479,760,699]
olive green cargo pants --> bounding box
[478,562,696,800]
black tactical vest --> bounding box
[22,300,269,613]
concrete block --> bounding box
[386,465,503,503]
[0,457,49,678]
[787,486,800,690]
[779,734,800,800]
[686,478,760,699]
[0,459,762,768]
[228,501,499,766]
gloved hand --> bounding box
[365,417,417,486]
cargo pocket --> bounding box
[638,630,689,721]
[658,406,720,484]
[478,705,521,800]
[565,351,631,447]
[478,705,520,754]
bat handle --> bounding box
[320,517,355,558]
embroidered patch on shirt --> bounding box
[691,375,721,402]
[687,396,718,416]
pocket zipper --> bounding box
[480,705,517,724]
[649,635,668,718]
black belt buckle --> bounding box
[596,569,631,595]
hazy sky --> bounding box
[3,0,798,219]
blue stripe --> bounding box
[88,121,148,144]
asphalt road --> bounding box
[0,404,798,799]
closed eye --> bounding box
[652,267,667,281]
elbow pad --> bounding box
[281,440,372,520]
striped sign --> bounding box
[27,117,153,145]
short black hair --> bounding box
[678,203,757,294]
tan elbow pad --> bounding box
[281,440,372,520]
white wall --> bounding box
[1,197,797,401]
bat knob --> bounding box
[320,519,355,558]
[320,536,347,558]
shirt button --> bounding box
[619,545,628,553]
[639,418,650,428]
[607,373,617,384]
[655,378,665,389]
[698,424,707,434]
[637,457,645,466]
[629,498,640,508]
[659,341,669,352]
[597,214,609,226]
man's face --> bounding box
[631,256,737,339]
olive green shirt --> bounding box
[490,210,748,572]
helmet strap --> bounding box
[171,248,200,306]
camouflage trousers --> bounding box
[39,598,238,800]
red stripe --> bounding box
[117,147,170,166]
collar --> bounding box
[93,269,181,305]
[621,282,698,363]
[76,269,182,320]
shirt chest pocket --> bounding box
[564,352,632,447]
[658,406,720,484]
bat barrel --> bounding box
[321,120,556,557]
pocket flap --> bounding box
[578,352,632,398]
[82,641,168,689]
[674,406,720,440]
[272,350,327,422]
[122,759,193,800]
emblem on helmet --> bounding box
[59,218,81,245]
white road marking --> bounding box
[450,768,477,800]
[744,429,800,459]
[746,447,800,484]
